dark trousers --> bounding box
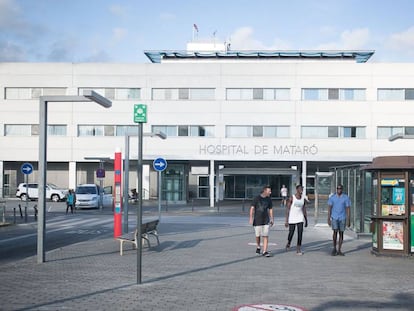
[287,222,304,246]
[66,204,74,214]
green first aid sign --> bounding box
[134,104,147,123]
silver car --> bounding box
[75,184,113,209]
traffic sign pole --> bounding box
[21,163,33,218]
[153,158,167,222]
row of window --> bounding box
[4,87,140,100]
[5,87,414,101]
[4,124,413,139]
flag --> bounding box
[193,24,199,32]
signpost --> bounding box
[21,163,33,217]
[134,104,147,285]
[153,158,167,221]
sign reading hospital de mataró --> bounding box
[199,144,319,156]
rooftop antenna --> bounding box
[192,24,199,41]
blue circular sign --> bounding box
[21,162,33,175]
[153,157,167,172]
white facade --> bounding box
[1,51,414,205]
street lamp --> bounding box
[123,131,166,233]
[388,133,414,141]
[38,91,111,263]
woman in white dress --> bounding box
[285,185,308,255]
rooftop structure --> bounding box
[144,49,375,64]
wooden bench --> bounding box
[116,219,160,256]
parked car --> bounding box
[75,184,113,209]
[15,183,68,202]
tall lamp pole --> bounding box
[38,91,111,263]
[123,131,166,234]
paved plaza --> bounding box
[0,202,413,311]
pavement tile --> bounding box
[0,205,414,311]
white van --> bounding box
[75,184,113,209]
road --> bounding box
[0,201,115,264]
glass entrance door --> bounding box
[162,165,185,203]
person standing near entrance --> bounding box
[66,189,75,214]
[327,184,351,256]
[280,184,288,207]
[285,185,308,255]
[249,185,274,257]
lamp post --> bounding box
[38,91,111,263]
[123,131,167,234]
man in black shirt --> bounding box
[249,185,274,257]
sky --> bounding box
[2,0,414,63]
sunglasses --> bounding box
[337,187,343,190]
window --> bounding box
[226,88,290,100]
[253,126,263,137]
[4,124,65,136]
[405,127,414,135]
[116,125,139,136]
[5,87,66,99]
[302,89,327,100]
[377,89,404,101]
[78,125,105,136]
[328,126,339,138]
[5,125,31,136]
[377,126,404,139]
[79,88,140,100]
[302,88,365,100]
[405,89,414,100]
[189,126,213,137]
[178,88,189,100]
[302,126,365,138]
[328,88,339,100]
[226,126,289,138]
[178,125,189,136]
[253,88,264,100]
[152,88,215,100]
[198,176,210,198]
[47,125,67,136]
[152,125,214,137]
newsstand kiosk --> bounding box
[364,156,414,256]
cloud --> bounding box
[112,27,127,41]
[81,50,112,62]
[159,12,176,21]
[387,26,414,51]
[0,40,26,61]
[0,0,21,30]
[109,4,127,18]
[46,39,77,62]
[315,28,371,50]
[229,26,290,50]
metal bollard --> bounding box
[191,199,194,212]
[242,199,245,212]
[24,205,27,223]
[18,204,23,218]
[33,205,38,221]
[1,206,5,223]
[13,207,16,224]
